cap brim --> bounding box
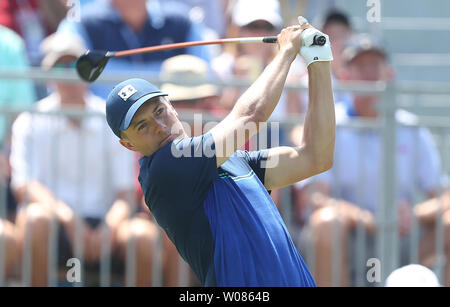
[120,92,168,131]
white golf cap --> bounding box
[40,32,87,70]
[385,264,441,287]
[232,0,283,29]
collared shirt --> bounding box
[139,133,315,286]
[10,92,135,218]
[297,109,442,213]
[0,25,35,144]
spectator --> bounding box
[414,189,450,285]
[0,0,68,65]
[320,9,355,114]
[0,25,36,146]
[213,0,310,116]
[9,32,155,286]
[321,9,353,81]
[293,34,442,286]
[58,0,212,99]
[291,9,354,117]
[0,25,36,280]
[213,0,281,107]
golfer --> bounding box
[105,18,335,286]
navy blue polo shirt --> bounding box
[139,133,316,286]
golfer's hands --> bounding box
[297,16,333,67]
[276,21,310,62]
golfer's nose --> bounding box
[153,118,167,134]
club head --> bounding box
[76,50,113,83]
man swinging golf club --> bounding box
[105,17,335,286]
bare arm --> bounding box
[104,190,137,229]
[264,61,335,190]
[414,190,450,225]
[296,181,376,233]
[210,25,303,167]
[14,181,56,206]
[86,190,136,261]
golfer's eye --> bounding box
[155,107,164,116]
[138,123,148,131]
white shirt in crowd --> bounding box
[10,93,135,219]
[297,108,442,213]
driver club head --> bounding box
[76,50,114,83]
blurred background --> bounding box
[0,0,449,287]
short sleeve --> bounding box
[9,112,32,189]
[237,149,270,186]
[140,133,218,211]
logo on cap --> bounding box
[118,85,137,101]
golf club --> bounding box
[76,35,326,83]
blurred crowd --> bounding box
[0,0,449,287]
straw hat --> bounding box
[160,55,218,101]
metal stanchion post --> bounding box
[377,83,399,284]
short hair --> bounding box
[322,9,351,30]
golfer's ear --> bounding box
[119,138,138,152]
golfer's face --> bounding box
[121,96,183,156]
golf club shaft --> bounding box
[112,36,278,58]
[76,34,326,82]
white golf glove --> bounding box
[298,17,333,67]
